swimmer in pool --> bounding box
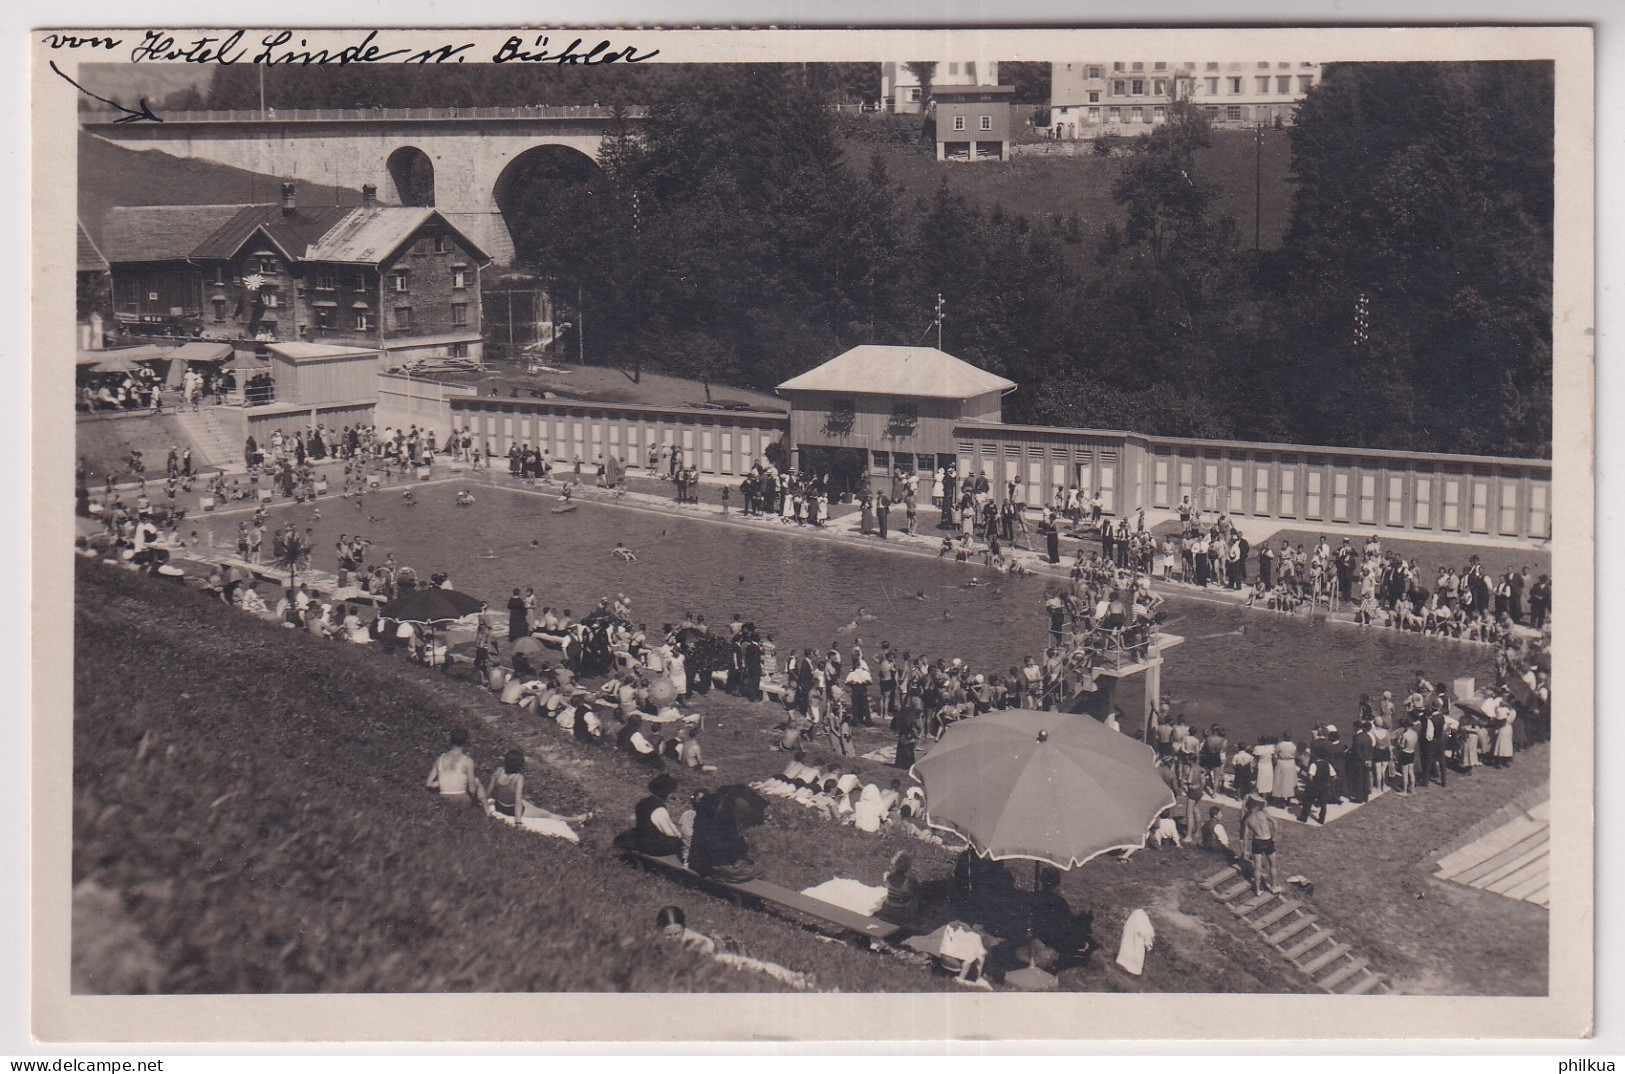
[403,489,416,505]
[613,542,637,562]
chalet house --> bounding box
[100,185,491,365]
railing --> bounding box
[80,105,647,125]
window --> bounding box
[355,311,371,331]
[1258,61,1270,69]
[1206,61,1219,71]
[908,88,921,102]
[1087,65,1102,79]
[1130,106,1143,123]
[212,299,226,322]
[1153,78,1166,95]
[315,273,335,291]
[212,266,226,286]
[314,306,332,329]
[1257,76,1271,93]
[1206,77,1219,94]
[1113,62,1124,72]
[1088,106,1100,121]
[392,271,410,293]
[1113,80,1126,96]
[953,115,966,131]
[1229,77,1242,93]
[1131,79,1144,95]
[450,303,468,327]
[262,291,279,309]
[1153,105,1166,121]
[1227,105,1243,120]
[949,62,960,75]
[1088,90,1100,103]
[354,272,367,292]
[431,235,447,254]
[891,401,919,428]
[1278,75,1291,93]
[1131,61,1143,72]
[451,266,467,289]
[259,256,278,274]
[1154,61,1166,70]
[1299,75,1314,92]
[1108,107,1121,122]
[979,114,992,131]
[394,306,413,330]
[449,342,469,359]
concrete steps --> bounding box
[171,407,246,474]
[1201,867,1391,996]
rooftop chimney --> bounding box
[280,182,296,215]
[361,183,377,205]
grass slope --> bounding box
[840,123,1296,259]
[78,131,361,246]
[72,562,933,994]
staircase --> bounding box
[171,407,245,474]
[1198,865,1390,995]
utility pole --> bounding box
[1254,121,1263,255]
[577,282,585,366]
[935,293,946,351]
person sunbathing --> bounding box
[426,730,483,804]
[485,750,590,840]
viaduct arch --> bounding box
[83,108,640,265]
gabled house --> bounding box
[100,184,491,364]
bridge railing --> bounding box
[79,105,647,125]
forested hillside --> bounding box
[185,61,1555,456]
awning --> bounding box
[351,301,371,310]
[313,300,339,308]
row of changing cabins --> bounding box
[237,341,1551,543]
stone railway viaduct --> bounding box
[82,106,642,264]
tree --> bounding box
[903,62,938,112]
[1279,61,1554,455]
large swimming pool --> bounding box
[208,478,1496,745]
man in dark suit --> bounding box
[1348,721,1375,803]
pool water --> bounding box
[210,479,1496,747]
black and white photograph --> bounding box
[27,22,1593,1044]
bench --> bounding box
[624,851,901,946]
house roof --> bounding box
[776,345,1016,399]
[191,204,352,262]
[304,207,490,266]
[99,203,489,269]
[265,342,380,363]
[77,222,108,273]
[101,204,252,263]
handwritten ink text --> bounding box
[491,36,661,65]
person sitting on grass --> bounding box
[625,773,684,858]
[426,730,484,805]
[485,749,590,843]
[655,906,816,991]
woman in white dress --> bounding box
[1272,735,1298,806]
[1252,739,1276,800]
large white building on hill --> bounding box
[1048,59,1322,139]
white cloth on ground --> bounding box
[1115,908,1155,976]
[799,878,887,917]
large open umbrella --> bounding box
[912,709,1175,869]
[381,587,486,624]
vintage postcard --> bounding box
[30,24,1593,1043]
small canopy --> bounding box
[172,342,234,363]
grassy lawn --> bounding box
[76,413,211,486]
[439,362,788,414]
[838,122,1297,263]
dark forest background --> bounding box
[190,60,1553,458]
